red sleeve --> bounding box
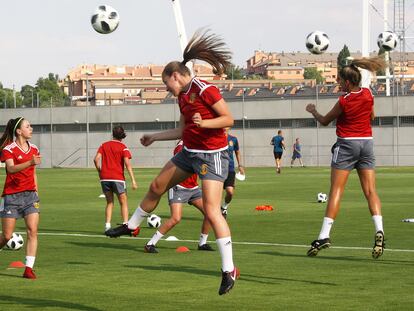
[123,148,132,159]
[200,85,222,106]
[1,149,13,162]
[97,145,103,154]
[338,95,346,110]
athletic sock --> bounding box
[216,237,234,272]
[221,203,229,210]
[128,206,149,230]
[105,223,111,231]
[199,233,208,246]
[147,230,163,246]
[25,256,36,269]
[372,215,384,233]
[318,217,334,240]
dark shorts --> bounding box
[101,181,126,195]
[273,151,283,159]
[0,191,40,219]
[331,138,375,170]
[168,186,202,204]
[292,152,302,160]
[224,171,236,188]
[171,148,229,182]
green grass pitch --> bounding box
[1,167,414,310]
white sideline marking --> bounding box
[11,231,414,254]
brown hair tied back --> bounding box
[339,56,386,86]
[162,29,232,79]
[112,126,126,140]
[0,117,25,151]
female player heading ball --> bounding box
[306,56,386,259]
[105,29,239,295]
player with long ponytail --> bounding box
[306,56,386,259]
[105,29,239,295]
[0,117,41,279]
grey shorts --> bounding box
[168,186,202,204]
[331,138,375,170]
[0,191,40,219]
[171,148,229,182]
[101,181,126,195]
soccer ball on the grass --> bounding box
[306,31,330,54]
[377,31,398,52]
[6,233,24,250]
[317,193,328,203]
[147,214,161,228]
[91,5,120,34]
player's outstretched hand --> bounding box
[192,112,203,127]
[31,155,42,166]
[306,103,316,114]
[140,134,155,146]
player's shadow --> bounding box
[37,228,104,235]
[65,241,170,253]
[257,250,414,266]
[0,295,102,311]
[124,264,336,286]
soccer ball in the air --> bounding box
[317,193,328,203]
[6,233,24,250]
[377,31,398,52]
[306,31,330,54]
[147,214,162,228]
[91,5,120,34]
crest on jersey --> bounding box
[189,93,196,104]
[200,164,208,175]
[229,141,234,147]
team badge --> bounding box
[34,202,40,209]
[189,93,196,104]
[229,141,234,147]
[200,164,208,175]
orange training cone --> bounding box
[176,246,190,253]
[9,261,25,268]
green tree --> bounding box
[20,85,36,107]
[337,45,351,70]
[0,81,3,89]
[35,72,67,107]
[225,64,245,80]
[304,67,324,84]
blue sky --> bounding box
[0,0,413,89]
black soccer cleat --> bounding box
[105,224,133,238]
[221,208,228,219]
[307,238,331,257]
[144,244,158,254]
[218,267,239,295]
[198,243,214,251]
[372,231,385,259]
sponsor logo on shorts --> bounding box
[34,202,40,209]
[200,164,208,175]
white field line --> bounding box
[10,231,414,253]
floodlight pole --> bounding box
[361,0,371,88]
[171,0,193,75]
[384,0,391,96]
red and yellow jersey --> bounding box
[174,141,198,189]
[97,140,132,181]
[336,87,373,139]
[178,78,228,152]
[1,141,39,196]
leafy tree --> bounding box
[35,72,67,107]
[304,67,324,84]
[225,64,245,80]
[20,85,36,107]
[337,45,351,70]
[0,82,3,89]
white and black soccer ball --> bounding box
[377,31,398,52]
[306,31,330,55]
[91,5,120,34]
[317,193,328,203]
[147,214,161,228]
[6,233,24,250]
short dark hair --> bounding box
[112,126,126,140]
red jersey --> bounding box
[1,141,39,196]
[336,87,373,138]
[174,141,198,189]
[178,78,228,152]
[97,140,132,181]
